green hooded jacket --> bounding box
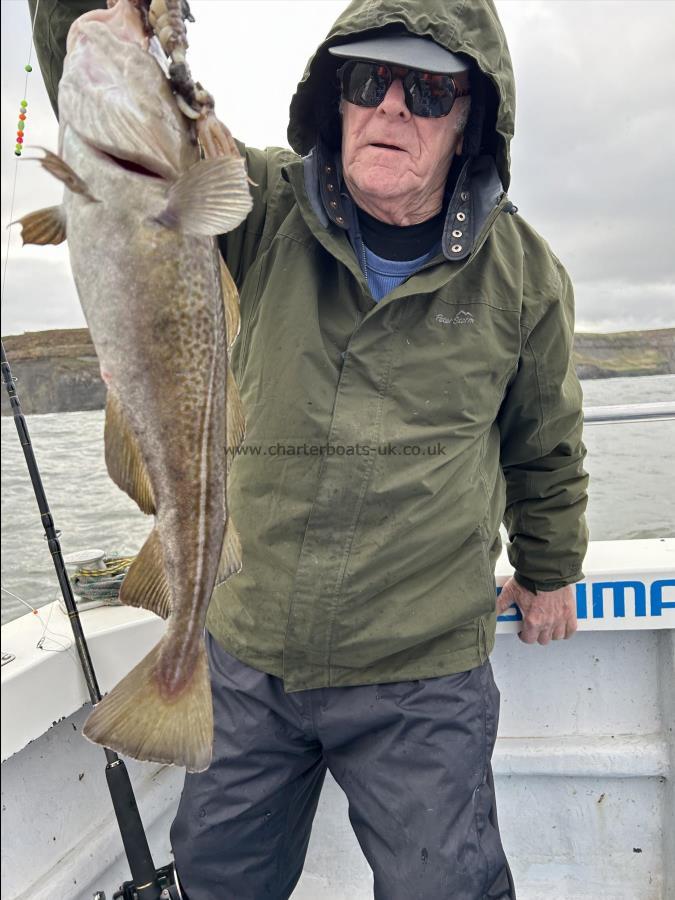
[31,0,588,691]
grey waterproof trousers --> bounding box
[171,632,515,900]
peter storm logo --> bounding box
[435,310,475,326]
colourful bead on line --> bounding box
[25,64,33,73]
[15,98,28,153]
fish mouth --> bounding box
[96,146,166,179]
[79,133,172,180]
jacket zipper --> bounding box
[340,311,364,372]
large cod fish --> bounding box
[17,0,252,771]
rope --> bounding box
[69,553,136,603]
[77,555,136,577]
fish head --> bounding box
[59,0,197,182]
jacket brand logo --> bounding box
[435,310,475,326]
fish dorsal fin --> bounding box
[120,527,172,619]
[29,147,99,202]
[158,156,252,236]
[104,390,156,515]
[216,516,243,586]
[226,367,245,462]
[219,256,240,349]
[13,206,66,245]
[220,255,245,462]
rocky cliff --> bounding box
[573,328,675,379]
[1,329,105,416]
[1,327,673,416]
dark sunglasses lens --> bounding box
[340,61,390,108]
[405,71,456,117]
[339,61,458,118]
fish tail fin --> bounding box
[82,637,213,772]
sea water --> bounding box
[1,374,674,625]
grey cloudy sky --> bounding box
[1,0,674,336]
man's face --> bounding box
[341,68,469,211]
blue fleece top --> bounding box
[363,244,439,302]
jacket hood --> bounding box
[288,0,515,190]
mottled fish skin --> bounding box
[42,0,249,768]
[65,122,227,685]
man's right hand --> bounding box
[497,577,577,645]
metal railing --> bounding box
[583,401,675,425]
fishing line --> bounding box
[1,0,67,646]
[37,596,80,658]
[0,584,79,663]
[1,0,42,311]
[1,584,41,615]
[0,5,188,893]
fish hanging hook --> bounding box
[145,0,241,159]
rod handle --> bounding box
[105,760,162,900]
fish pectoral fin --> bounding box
[120,527,172,619]
[215,516,243,586]
[105,390,156,515]
[157,156,252,236]
[12,206,67,245]
[28,147,99,202]
[83,637,213,772]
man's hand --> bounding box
[497,577,577,645]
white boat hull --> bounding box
[2,539,674,899]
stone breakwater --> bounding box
[1,327,674,416]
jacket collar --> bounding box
[298,140,505,261]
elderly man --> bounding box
[32,0,588,897]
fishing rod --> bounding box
[1,341,183,900]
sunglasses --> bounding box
[337,60,470,119]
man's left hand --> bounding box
[496,577,577,645]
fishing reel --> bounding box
[93,862,186,900]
